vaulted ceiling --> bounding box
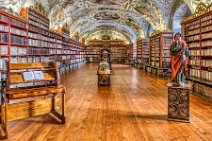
[1,0,211,43]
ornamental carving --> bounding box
[182,2,211,23]
[168,88,190,121]
[94,12,120,20]
[88,0,128,5]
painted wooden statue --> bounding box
[170,32,189,86]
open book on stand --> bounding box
[23,71,45,82]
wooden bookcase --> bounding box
[26,7,50,63]
[110,41,128,64]
[0,59,6,105]
[137,39,150,69]
[1,8,85,74]
[129,43,135,66]
[57,26,85,73]
[0,10,28,64]
[141,39,150,66]
[181,3,212,99]
[137,40,142,67]
[49,30,62,66]
[149,31,173,76]
[61,26,73,72]
[86,40,128,64]
[85,45,100,63]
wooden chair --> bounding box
[0,61,66,139]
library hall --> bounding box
[0,0,212,141]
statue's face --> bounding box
[175,34,181,41]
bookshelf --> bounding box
[0,10,28,64]
[56,26,85,73]
[110,41,128,64]
[62,27,71,72]
[85,40,129,64]
[137,40,142,67]
[149,31,173,76]
[0,59,6,105]
[137,39,150,69]
[85,44,101,63]
[49,30,63,71]
[129,43,136,66]
[26,7,50,63]
[181,3,212,99]
[0,7,85,74]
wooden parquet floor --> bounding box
[3,64,212,141]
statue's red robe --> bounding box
[170,40,189,81]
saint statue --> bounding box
[170,32,189,86]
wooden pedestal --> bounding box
[167,83,191,123]
[97,74,110,86]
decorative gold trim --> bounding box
[195,2,208,16]
[150,30,162,36]
[30,2,48,17]
[0,7,26,20]
[141,38,149,41]
[62,23,70,31]
[182,2,211,23]
[208,3,212,11]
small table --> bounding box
[167,83,191,123]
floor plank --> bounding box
[3,64,212,141]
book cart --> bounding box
[181,3,212,99]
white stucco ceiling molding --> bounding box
[64,12,146,39]
[78,23,137,42]
[132,0,167,30]
[56,9,148,29]
[60,12,149,41]
[6,0,210,22]
[84,29,131,43]
[172,3,191,31]
[37,0,166,31]
[49,5,164,32]
[83,31,132,44]
[183,0,212,13]
[77,21,144,42]
[78,26,134,40]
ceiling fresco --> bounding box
[0,0,210,43]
